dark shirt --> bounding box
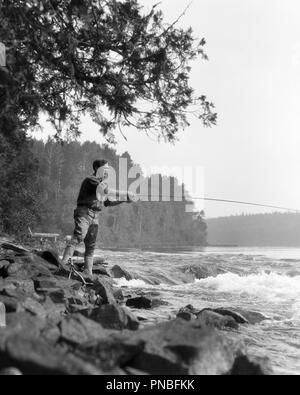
[77,176,103,211]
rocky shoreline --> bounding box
[0,240,273,375]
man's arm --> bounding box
[104,193,135,207]
[97,182,136,204]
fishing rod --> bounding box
[137,195,300,213]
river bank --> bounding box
[0,238,274,375]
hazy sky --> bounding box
[35,0,300,218]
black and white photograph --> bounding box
[0,0,299,378]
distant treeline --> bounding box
[15,139,206,248]
[206,212,300,246]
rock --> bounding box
[287,269,300,277]
[4,278,36,296]
[202,308,248,325]
[113,288,124,302]
[6,259,52,280]
[83,304,140,331]
[181,264,226,280]
[41,322,61,345]
[197,310,239,330]
[59,314,107,346]
[124,367,149,375]
[47,289,66,304]
[176,305,199,321]
[93,266,109,276]
[124,319,241,375]
[126,297,152,309]
[202,308,268,325]
[0,279,14,295]
[0,243,29,254]
[34,277,59,290]
[85,289,99,305]
[5,263,19,276]
[230,309,268,325]
[91,277,116,305]
[110,265,133,281]
[0,260,10,275]
[177,311,197,321]
[0,260,10,266]
[22,298,47,318]
[0,312,47,351]
[137,316,148,322]
[36,249,60,268]
[0,295,25,313]
[230,354,273,375]
[42,296,66,318]
[77,337,145,372]
[2,335,103,375]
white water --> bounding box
[196,272,300,302]
[98,246,300,375]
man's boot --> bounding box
[61,244,76,266]
[83,256,94,278]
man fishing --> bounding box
[61,159,135,278]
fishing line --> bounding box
[137,195,300,213]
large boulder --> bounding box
[0,261,10,276]
[34,277,60,291]
[21,298,47,318]
[121,319,239,375]
[59,314,108,346]
[35,249,61,269]
[0,295,25,314]
[5,258,53,280]
[0,312,47,350]
[177,305,199,321]
[82,304,139,331]
[90,277,116,305]
[200,308,268,325]
[230,354,273,375]
[197,310,239,330]
[122,318,271,375]
[76,337,145,373]
[206,308,248,324]
[2,335,103,375]
[228,309,269,325]
[126,297,152,309]
[180,264,226,280]
[0,311,105,375]
[110,265,133,281]
[4,278,36,296]
[112,288,124,302]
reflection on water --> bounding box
[97,246,300,375]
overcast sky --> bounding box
[35,0,300,218]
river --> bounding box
[95,246,300,375]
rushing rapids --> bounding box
[104,246,300,375]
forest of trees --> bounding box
[0,0,215,246]
[23,138,207,248]
[206,212,300,247]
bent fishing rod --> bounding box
[136,195,300,213]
